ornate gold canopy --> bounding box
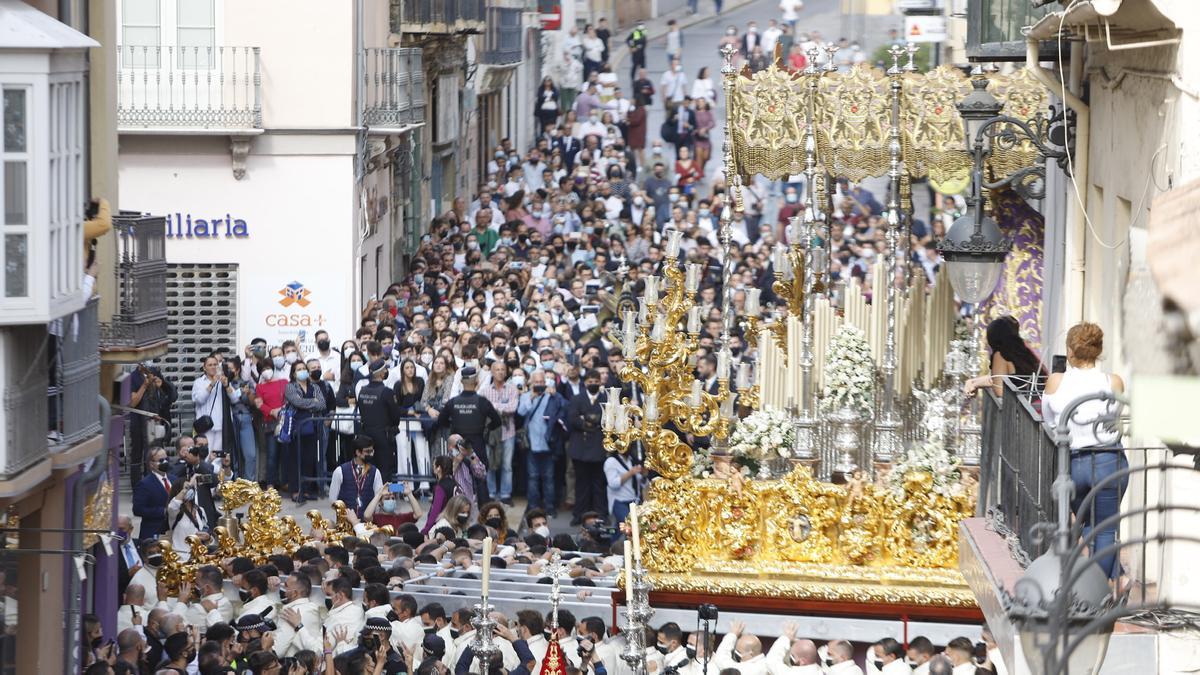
[727,62,1050,194]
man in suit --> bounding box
[116,515,141,596]
[169,434,219,528]
[567,369,608,525]
[557,126,581,171]
[132,445,173,541]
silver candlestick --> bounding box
[620,602,649,675]
[631,562,655,625]
[872,43,908,467]
[469,599,500,675]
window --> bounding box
[966,0,1056,61]
[121,0,161,67]
[2,87,29,298]
[176,0,215,68]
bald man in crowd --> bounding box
[765,623,821,674]
[714,621,766,675]
[827,640,863,675]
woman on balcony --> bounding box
[963,315,1045,397]
[1043,322,1127,581]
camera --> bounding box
[698,603,719,621]
[195,473,217,486]
[583,523,618,543]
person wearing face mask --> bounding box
[763,624,821,674]
[518,368,568,515]
[904,636,935,675]
[273,573,323,658]
[713,621,766,675]
[566,370,609,525]
[654,622,690,675]
[308,329,342,385]
[824,640,863,675]
[129,540,164,607]
[164,475,208,563]
[329,435,385,519]
[254,361,290,489]
[285,358,328,503]
[323,576,365,655]
[868,638,910,675]
[364,480,424,531]
[191,353,240,460]
[235,569,278,624]
[357,359,402,483]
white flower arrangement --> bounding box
[821,325,875,416]
[888,439,963,499]
[728,408,795,462]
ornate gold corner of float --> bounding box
[637,466,978,608]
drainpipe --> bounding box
[65,395,113,675]
[1026,37,1089,329]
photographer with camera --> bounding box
[164,474,209,562]
[169,434,219,528]
[191,353,240,459]
[567,369,609,526]
[128,361,177,490]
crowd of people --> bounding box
[100,7,1026,675]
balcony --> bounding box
[99,212,170,358]
[51,297,101,447]
[116,45,262,133]
[390,0,486,35]
[965,377,1200,673]
[481,7,524,65]
[361,48,427,130]
[0,325,49,481]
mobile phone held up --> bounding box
[388,483,405,494]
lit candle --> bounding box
[687,306,701,335]
[624,540,635,606]
[685,263,701,293]
[481,536,493,597]
[644,392,659,422]
[691,379,702,407]
[746,288,760,316]
[717,348,731,381]
[737,362,751,390]
[630,503,641,563]
[666,229,683,259]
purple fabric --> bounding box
[980,187,1046,355]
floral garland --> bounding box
[727,408,794,464]
[821,324,875,416]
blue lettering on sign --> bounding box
[165,213,250,238]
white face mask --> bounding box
[260,369,274,381]
[534,525,551,538]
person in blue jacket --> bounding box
[131,445,173,541]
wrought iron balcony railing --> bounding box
[482,7,523,65]
[52,297,102,447]
[100,213,169,351]
[390,0,486,34]
[117,45,262,132]
[361,48,427,129]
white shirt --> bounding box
[666,30,683,55]
[660,70,689,102]
[829,662,864,675]
[988,649,1008,675]
[1043,366,1118,448]
[690,78,716,102]
[395,615,426,652]
[328,461,385,511]
[310,350,343,386]
[273,598,323,657]
[166,592,232,631]
[952,664,975,675]
[765,637,823,675]
[780,0,803,21]
[132,566,159,607]
[526,633,550,674]
[117,604,151,633]
[166,499,207,562]
[882,660,912,675]
[714,634,768,675]
[190,372,239,430]
[604,455,638,512]
[762,27,782,53]
[325,601,366,654]
[912,663,929,675]
[237,593,279,623]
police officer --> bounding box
[626,22,647,81]
[357,360,401,481]
[438,366,501,503]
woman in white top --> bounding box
[166,475,209,562]
[690,66,717,104]
[581,26,604,79]
[1043,322,1127,580]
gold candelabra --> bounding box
[605,236,737,479]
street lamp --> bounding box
[1008,548,1114,675]
[937,77,1011,304]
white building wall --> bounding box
[223,0,355,129]
[118,134,357,352]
